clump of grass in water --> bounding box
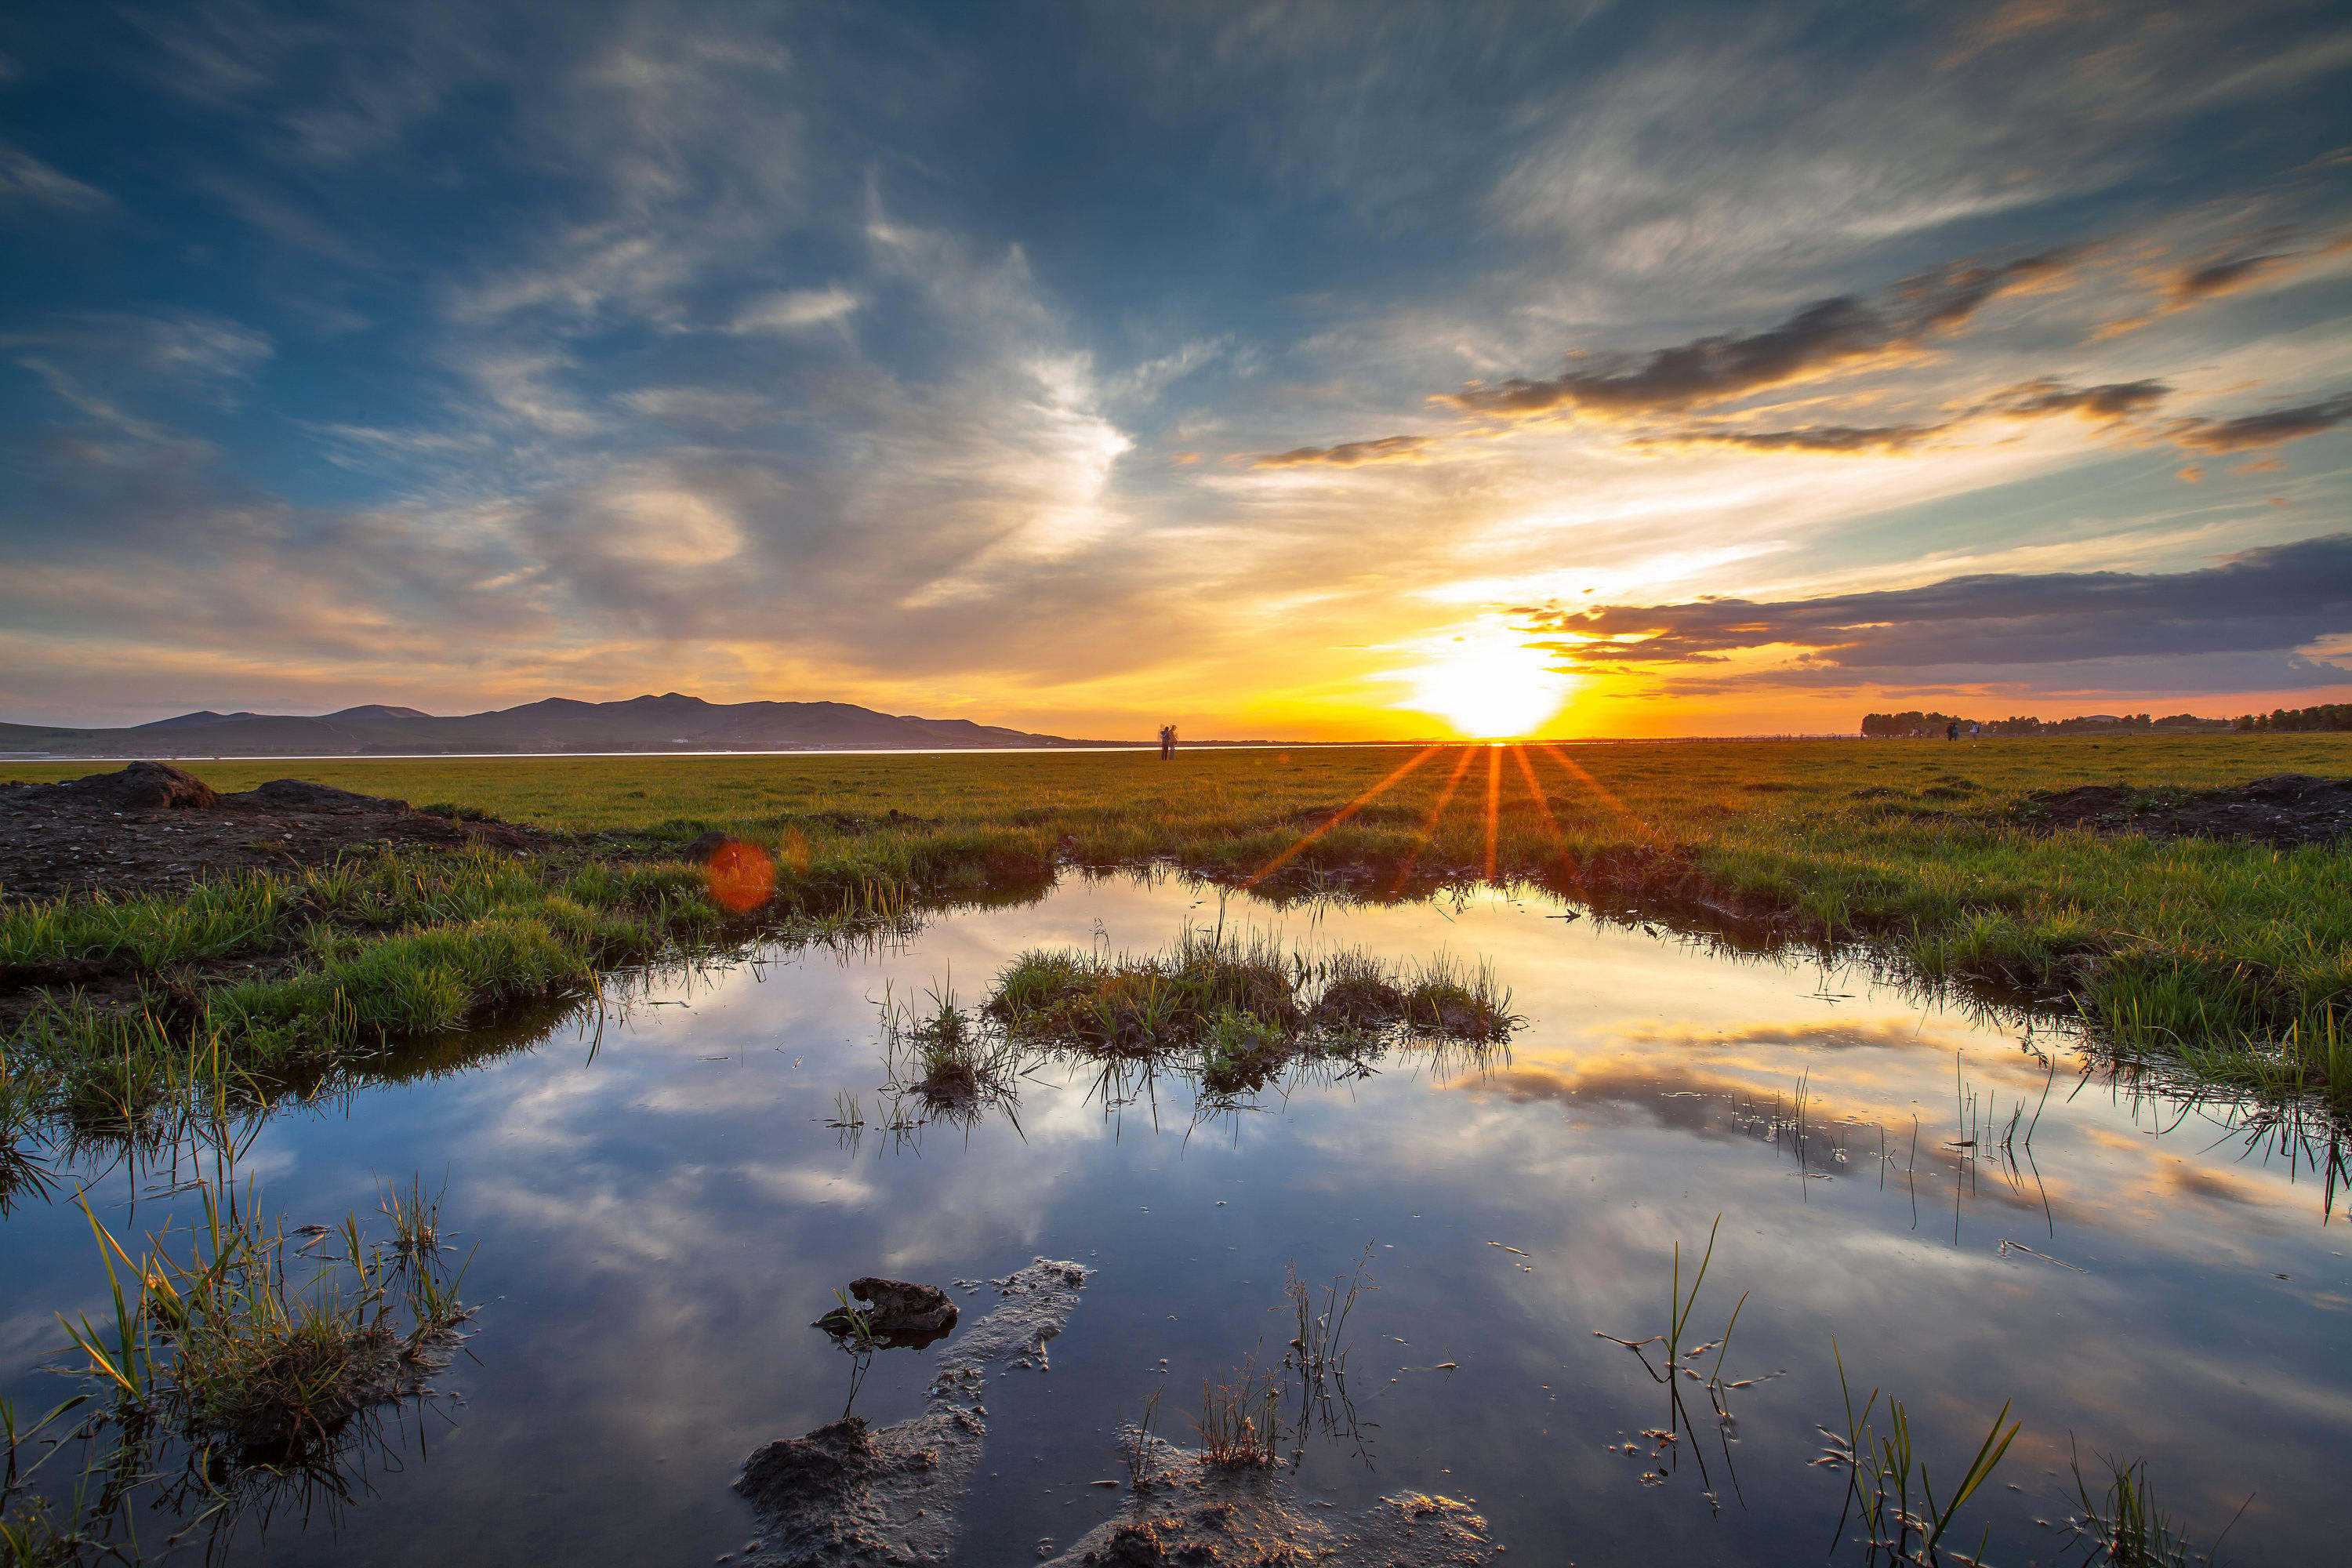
[54,1149,474,1479]
[2062,1441,2249,1568]
[1121,1388,1163,1491]
[1307,949,1408,1033]
[1199,1007,1290,1095]
[1193,1358,1282,1468]
[986,930,1516,1073]
[0,1043,59,1213]
[1826,1340,2020,1566]
[876,980,1028,1127]
[1400,954,1517,1044]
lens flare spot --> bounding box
[704,838,777,913]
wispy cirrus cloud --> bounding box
[0,143,112,211]
[1252,434,1430,468]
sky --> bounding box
[2,0,2350,742]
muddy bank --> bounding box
[1042,1437,1498,1567]
[2017,772,2352,849]
[734,1258,1091,1568]
[0,762,546,903]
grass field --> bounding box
[5,735,2350,1109]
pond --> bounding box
[4,873,2346,1565]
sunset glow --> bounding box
[1401,630,1577,739]
[0,3,2346,738]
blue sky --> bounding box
[2,0,2349,737]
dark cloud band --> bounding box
[1523,533,2352,674]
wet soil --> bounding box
[735,1258,1091,1568]
[0,762,547,903]
[1044,1441,1497,1567]
[2016,772,2352,848]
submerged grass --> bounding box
[2063,1443,2249,1568]
[1829,1341,2021,1566]
[7,1105,477,1562]
[5,734,2350,1102]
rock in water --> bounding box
[813,1277,960,1349]
[735,1258,1090,1568]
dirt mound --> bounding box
[6,760,222,811]
[0,764,547,902]
[2019,773,2352,849]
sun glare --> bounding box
[1403,630,1573,739]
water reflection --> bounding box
[2,873,2348,1565]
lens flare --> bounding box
[703,838,777,913]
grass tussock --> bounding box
[1192,1358,1282,1468]
[877,982,1027,1123]
[988,928,1515,1076]
[58,1168,473,1470]
[5,1120,479,1561]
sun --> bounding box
[1402,630,1573,739]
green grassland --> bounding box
[4,735,2350,1110]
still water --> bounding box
[5,873,2346,1564]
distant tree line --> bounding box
[2233,703,2352,731]
[1859,710,2234,738]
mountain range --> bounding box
[0,694,1113,758]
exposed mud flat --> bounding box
[733,1259,1091,1568]
[2017,772,2352,848]
[1042,1438,1500,1567]
[0,761,545,904]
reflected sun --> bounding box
[1403,631,1573,739]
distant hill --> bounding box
[0,693,1121,758]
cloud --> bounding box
[4,311,273,385]
[1639,379,2170,457]
[725,286,858,334]
[1639,423,1945,455]
[1432,251,2072,421]
[1524,534,2352,676]
[1980,378,2170,421]
[2169,391,2352,454]
[2168,250,2297,304]
[0,144,112,211]
[459,350,601,436]
[1252,434,1431,467]
[617,386,775,430]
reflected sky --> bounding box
[5,875,2347,1565]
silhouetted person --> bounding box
[1160,724,1178,760]
[1945,720,1959,742]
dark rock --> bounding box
[683,830,735,861]
[815,1278,959,1349]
